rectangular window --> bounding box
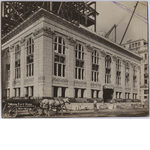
[144,90,149,94]
[58,64,61,76]
[145,79,147,84]
[54,54,65,77]
[26,38,34,77]
[145,54,147,60]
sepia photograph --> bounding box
[1,1,149,118]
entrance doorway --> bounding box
[103,89,114,102]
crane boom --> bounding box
[120,2,139,45]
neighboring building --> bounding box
[1,9,142,102]
[122,39,149,101]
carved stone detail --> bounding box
[113,55,117,61]
[130,62,134,68]
[125,86,131,91]
[133,88,138,93]
[24,78,34,85]
[122,59,126,65]
[115,85,123,91]
[67,36,76,46]
[38,76,45,83]
[9,45,14,52]
[52,77,68,85]
[20,38,25,46]
[74,80,87,87]
[13,79,21,86]
[33,26,55,39]
[91,82,101,88]
[101,50,106,57]
[103,84,114,89]
[86,44,93,52]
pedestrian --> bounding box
[93,100,97,111]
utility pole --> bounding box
[120,2,139,45]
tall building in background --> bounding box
[122,39,149,101]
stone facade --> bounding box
[122,39,148,101]
[1,9,142,101]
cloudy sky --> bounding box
[95,1,148,44]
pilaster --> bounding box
[20,38,25,96]
[66,36,76,98]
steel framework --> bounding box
[1,2,98,37]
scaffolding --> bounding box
[1,2,99,37]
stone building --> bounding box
[122,39,148,101]
[1,9,142,102]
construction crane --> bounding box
[1,2,99,37]
[120,2,139,45]
[105,24,117,42]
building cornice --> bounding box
[2,9,141,61]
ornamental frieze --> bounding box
[91,82,101,88]
[13,79,21,86]
[33,26,55,39]
[74,80,87,87]
[67,36,76,46]
[125,86,131,91]
[52,77,68,85]
[38,76,45,83]
[133,88,138,93]
[103,84,114,89]
[24,78,34,85]
[115,86,122,91]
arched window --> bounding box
[105,55,111,83]
[26,37,34,77]
[116,59,121,85]
[54,37,66,77]
[125,62,129,86]
[92,50,99,82]
[15,44,21,79]
[75,44,84,80]
[133,66,137,88]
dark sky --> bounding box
[94,1,148,44]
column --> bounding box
[29,87,32,97]
[20,38,25,97]
[78,89,81,98]
[122,59,126,99]
[98,90,101,98]
[93,90,97,98]
[67,38,76,98]
[6,89,8,97]
[65,88,68,97]
[58,87,62,97]
[9,45,15,97]
[16,88,19,97]
[84,89,87,98]
[120,92,122,99]
[13,88,16,97]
